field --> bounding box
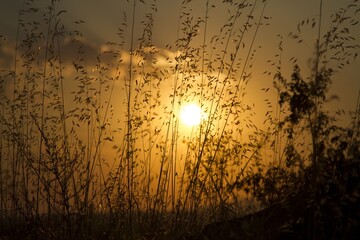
[0,0,359,239]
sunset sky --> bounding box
[1,2,360,236]
[0,0,360,226]
[1,0,359,125]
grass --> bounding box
[0,0,359,239]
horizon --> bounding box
[0,0,359,239]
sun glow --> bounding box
[180,103,204,127]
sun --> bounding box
[180,103,204,127]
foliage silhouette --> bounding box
[0,0,359,239]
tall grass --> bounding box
[0,0,359,239]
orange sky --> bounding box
[1,0,359,123]
[0,0,359,211]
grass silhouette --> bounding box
[0,0,359,239]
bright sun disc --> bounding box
[180,103,203,127]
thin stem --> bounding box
[126,0,137,238]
